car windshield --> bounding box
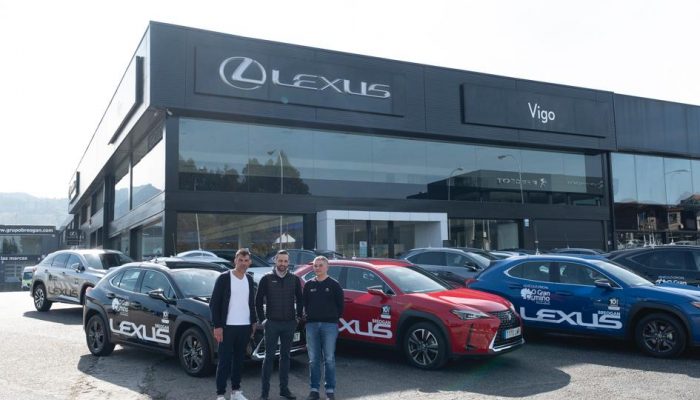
[84,253,134,269]
[23,272,33,279]
[381,266,450,294]
[465,252,491,268]
[170,269,220,297]
[590,259,653,287]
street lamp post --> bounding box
[268,149,285,248]
[497,154,524,204]
[447,167,464,201]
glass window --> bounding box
[114,159,130,220]
[648,250,692,271]
[66,254,83,269]
[557,262,605,285]
[178,118,604,204]
[690,250,700,272]
[136,219,163,261]
[84,253,133,269]
[449,219,519,250]
[611,153,638,203]
[177,213,303,260]
[132,127,165,209]
[109,270,125,287]
[344,267,389,292]
[409,252,445,265]
[116,269,141,292]
[635,155,665,204]
[139,270,174,298]
[170,269,220,297]
[664,158,692,206]
[508,262,552,282]
[445,252,467,267]
[381,266,448,293]
[51,253,69,268]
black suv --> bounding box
[401,247,491,286]
[83,263,305,376]
[606,245,700,286]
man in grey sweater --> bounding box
[255,250,303,400]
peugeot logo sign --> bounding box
[219,57,267,90]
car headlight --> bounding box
[691,301,700,310]
[451,309,489,320]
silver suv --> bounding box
[30,249,132,311]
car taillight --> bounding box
[464,278,477,287]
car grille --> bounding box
[489,310,522,348]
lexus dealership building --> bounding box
[66,22,700,260]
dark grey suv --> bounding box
[30,249,133,311]
[401,247,492,286]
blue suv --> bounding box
[468,255,700,358]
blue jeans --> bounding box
[305,322,339,393]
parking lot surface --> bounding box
[2,291,699,400]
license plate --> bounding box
[293,331,301,342]
[503,327,521,339]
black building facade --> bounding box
[66,22,700,260]
[0,225,58,291]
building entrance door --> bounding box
[317,211,447,259]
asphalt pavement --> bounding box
[2,291,699,400]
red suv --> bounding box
[295,259,524,369]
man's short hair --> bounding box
[313,255,329,266]
[235,248,251,259]
[275,249,289,260]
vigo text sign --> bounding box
[195,47,404,116]
[462,83,614,138]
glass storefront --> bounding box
[132,128,165,209]
[176,213,303,260]
[134,219,163,260]
[113,159,130,220]
[612,153,700,248]
[334,220,416,258]
[448,219,520,250]
[178,118,605,205]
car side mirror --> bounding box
[464,261,478,271]
[367,285,389,298]
[594,279,613,289]
[148,289,175,304]
[71,263,85,272]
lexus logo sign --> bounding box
[219,57,267,90]
[217,56,391,99]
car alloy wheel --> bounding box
[86,314,115,356]
[179,327,213,377]
[404,322,447,369]
[635,313,686,358]
[33,284,51,312]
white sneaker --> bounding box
[231,391,248,400]
[216,396,226,400]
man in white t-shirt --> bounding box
[210,248,258,400]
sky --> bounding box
[1,0,699,199]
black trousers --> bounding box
[261,320,297,396]
[216,324,252,395]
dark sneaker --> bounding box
[326,393,335,400]
[305,392,320,400]
[280,390,296,400]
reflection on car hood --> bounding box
[417,288,511,312]
[643,284,700,300]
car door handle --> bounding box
[131,301,142,310]
[105,292,116,299]
[508,284,523,289]
[555,291,573,296]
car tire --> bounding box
[86,314,115,356]
[403,321,447,369]
[179,327,214,377]
[635,313,687,358]
[33,283,52,312]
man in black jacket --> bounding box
[210,248,257,400]
[255,249,303,400]
[302,256,343,400]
